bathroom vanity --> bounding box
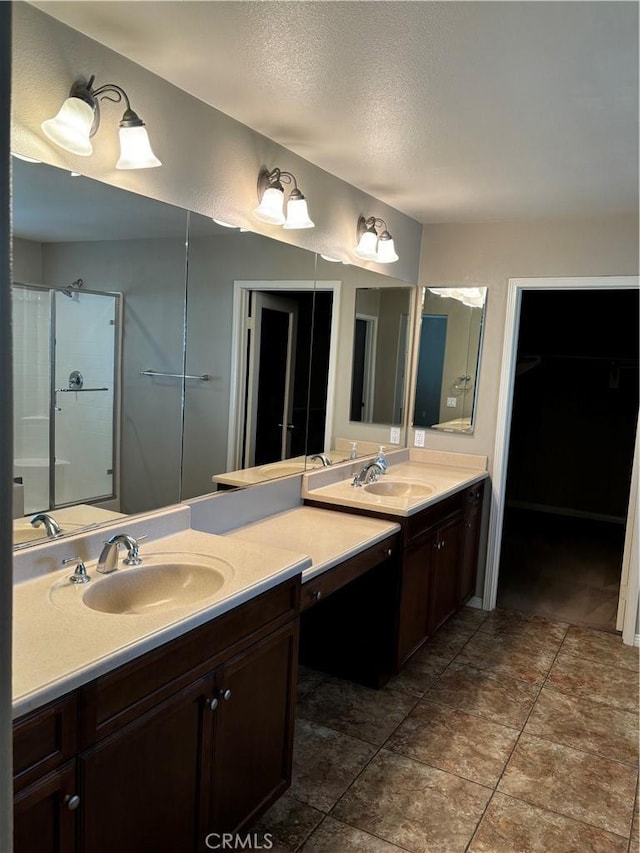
[11,450,487,853]
[14,576,300,853]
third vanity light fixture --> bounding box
[354,216,399,264]
[253,167,315,229]
[41,75,161,170]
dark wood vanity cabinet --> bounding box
[13,576,300,853]
[306,478,486,672]
[459,483,484,606]
[13,694,78,853]
[299,534,401,688]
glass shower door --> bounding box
[53,290,118,507]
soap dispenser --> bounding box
[375,445,388,473]
[349,442,358,460]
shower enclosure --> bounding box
[12,283,121,514]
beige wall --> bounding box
[415,212,639,468]
[416,212,639,599]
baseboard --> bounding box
[466,596,483,609]
[635,634,640,648]
[505,500,625,526]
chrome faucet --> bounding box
[309,453,332,467]
[97,533,143,574]
[30,512,62,537]
[352,461,384,488]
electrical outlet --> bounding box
[414,429,425,448]
[447,397,457,408]
[389,426,401,445]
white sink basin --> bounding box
[79,558,232,615]
[259,462,307,478]
[13,521,84,545]
[363,480,435,499]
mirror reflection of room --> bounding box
[350,288,411,426]
[413,286,487,433]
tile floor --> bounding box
[254,606,639,852]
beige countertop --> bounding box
[211,451,349,488]
[302,449,488,517]
[225,506,400,583]
[12,528,310,718]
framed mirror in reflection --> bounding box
[349,288,412,426]
[413,287,487,433]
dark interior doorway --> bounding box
[498,288,639,631]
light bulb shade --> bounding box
[283,196,315,229]
[253,186,286,224]
[354,228,379,261]
[376,234,399,263]
[41,97,95,156]
[116,124,161,169]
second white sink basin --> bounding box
[81,558,231,615]
[363,480,435,499]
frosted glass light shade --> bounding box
[354,229,378,261]
[283,196,314,229]
[41,97,94,156]
[116,125,161,169]
[376,235,399,263]
[253,187,286,224]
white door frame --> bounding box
[354,313,378,422]
[483,276,639,646]
[227,280,342,472]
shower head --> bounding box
[60,278,84,298]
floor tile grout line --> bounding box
[554,644,640,675]
[464,624,570,852]
[628,775,639,853]
[519,728,640,771]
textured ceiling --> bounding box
[28,1,639,224]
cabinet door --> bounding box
[79,674,214,853]
[429,515,463,634]
[397,531,435,666]
[14,762,77,853]
[459,501,482,605]
[210,620,298,834]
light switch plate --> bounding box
[447,397,457,408]
[389,426,401,444]
[414,429,425,448]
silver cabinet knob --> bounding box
[205,697,219,711]
[220,688,232,701]
[386,548,392,557]
[64,794,80,811]
[311,590,322,601]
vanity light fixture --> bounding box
[354,216,399,264]
[320,254,349,265]
[428,287,487,308]
[253,167,314,229]
[41,75,161,170]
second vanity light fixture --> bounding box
[354,216,399,264]
[253,167,315,229]
[41,75,161,170]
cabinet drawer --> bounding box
[13,694,77,792]
[79,575,300,747]
[406,493,462,543]
[301,534,399,611]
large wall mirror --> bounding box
[413,287,487,433]
[11,158,417,547]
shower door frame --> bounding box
[14,281,123,512]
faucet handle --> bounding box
[62,556,91,585]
